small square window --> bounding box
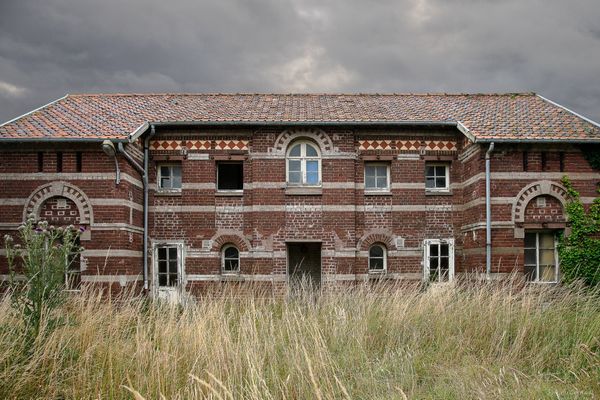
[425,163,449,191]
[365,163,390,191]
[158,164,182,190]
[217,162,243,191]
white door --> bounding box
[423,238,455,283]
[155,245,183,303]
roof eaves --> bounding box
[0,137,129,143]
[128,119,461,141]
[476,138,600,144]
[0,94,69,128]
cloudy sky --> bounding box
[1,0,599,122]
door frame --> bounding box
[151,240,186,300]
[423,238,455,283]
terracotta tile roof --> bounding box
[1,93,599,142]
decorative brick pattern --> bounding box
[39,196,80,225]
[186,140,211,150]
[359,140,457,151]
[150,140,182,151]
[214,140,248,150]
[359,140,394,150]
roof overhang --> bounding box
[128,120,464,142]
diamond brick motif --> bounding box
[214,140,248,150]
[186,140,211,150]
[150,140,182,150]
[358,140,393,150]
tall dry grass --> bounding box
[0,281,599,399]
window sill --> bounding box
[215,190,243,197]
[425,190,452,196]
[221,273,243,281]
[285,187,323,195]
[155,190,182,196]
[364,190,392,196]
[368,270,387,275]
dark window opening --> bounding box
[37,152,44,172]
[559,152,565,172]
[76,152,83,172]
[217,162,243,191]
[541,152,547,171]
[523,151,528,172]
[222,245,240,273]
[56,152,63,172]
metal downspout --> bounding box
[143,125,156,291]
[485,142,495,278]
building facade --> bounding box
[1,93,599,298]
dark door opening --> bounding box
[287,242,321,289]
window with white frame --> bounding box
[425,163,449,191]
[368,244,387,272]
[524,232,559,283]
[286,141,321,186]
[423,239,454,282]
[364,163,390,191]
[222,245,240,273]
[158,164,182,190]
[156,245,179,287]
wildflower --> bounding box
[4,234,13,243]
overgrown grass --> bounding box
[0,281,599,399]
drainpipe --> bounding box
[485,142,495,279]
[141,125,156,291]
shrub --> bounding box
[3,215,83,341]
[558,176,600,286]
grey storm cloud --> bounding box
[1,0,599,122]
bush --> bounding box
[558,177,600,286]
[3,215,83,341]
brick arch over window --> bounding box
[210,231,251,252]
[271,128,335,155]
[24,182,93,239]
[357,230,396,251]
[512,180,569,238]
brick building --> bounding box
[1,93,599,299]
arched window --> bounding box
[369,244,387,272]
[222,245,240,273]
[286,141,321,186]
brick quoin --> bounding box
[1,94,599,297]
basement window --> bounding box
[222,245,240,274]
[217,162,243,192]
[157,164,182,191]
[368,244,387,272]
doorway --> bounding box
[287,242,321,289]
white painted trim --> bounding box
[0,172,143,188]
[82,249,143,257]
